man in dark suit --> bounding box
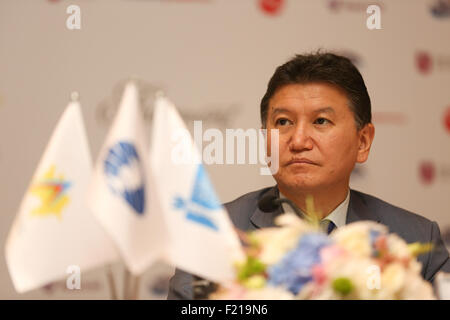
[167,52,450,299]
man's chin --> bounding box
[276,179,323,193]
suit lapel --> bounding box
[250,186,284,229]
[346,189,381,224]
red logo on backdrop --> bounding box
[259,0,284,15]
[329,0,340,11]
[419,161,436,185]
[416,51,433,75]
[444,106,450,133]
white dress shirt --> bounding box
[280,189,350,229]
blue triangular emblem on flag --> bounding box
[191,165,221,210]
[173,165,220,230]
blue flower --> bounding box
[267,233,332,294]
[369,229,381,257]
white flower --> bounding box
[331,222,386,258]
[387,234,413,260]
[379,262,406,299]
[401,270,435,300]
[254,213,317,265]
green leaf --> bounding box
[237,257,266,282]
[408,242,434,257]
[242,275,266,289]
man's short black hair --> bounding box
[260,51,371,129]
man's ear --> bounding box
[356,123,375,163]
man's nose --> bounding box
[289,123,313,152]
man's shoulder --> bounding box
[223,186,272,210]
[352,189,432,222]
[353,189,450,280]
[222,186,274,228]
[351,189,435,239]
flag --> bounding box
[149,95,244,283]
[89,82,168,275]
[5,100,118,293]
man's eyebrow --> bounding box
[271,108,293,117]
[313,107,336,115]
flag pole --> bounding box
[106,265,118,300]
[132,274,141,300]
[123,270,141,300]
[123,268,132,299]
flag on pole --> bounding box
[5,100,119,293]
[89,82,169,275]
[149,95,244,283]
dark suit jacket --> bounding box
[167,186,450,299]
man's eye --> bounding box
[314,118,330,125]
[275,118,291,126]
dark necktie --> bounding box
[321,219,337,235]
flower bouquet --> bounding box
[210,210,435,300]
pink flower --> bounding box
[312,265,327,285]
[320,245,347,264]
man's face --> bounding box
[266,82,374,192]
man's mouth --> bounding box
[286,158,318,166]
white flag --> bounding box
[5,101,118,293]
[89,82,168,275]
[149,95,244,283]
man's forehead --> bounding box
[269,82,349,107]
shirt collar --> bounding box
[279,190,350,228]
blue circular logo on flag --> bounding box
[104,141,145,214]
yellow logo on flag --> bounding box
[30,165,71,219]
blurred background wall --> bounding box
[0,0,449,299]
